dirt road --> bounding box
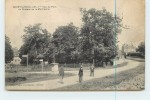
[6,59,140,91]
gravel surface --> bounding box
[56,62,145,91]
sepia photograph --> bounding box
[5,0,145,91]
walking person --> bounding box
[78,65,83,83]
[59,65,64,83]
[90,64,95,77]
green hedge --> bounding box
[127,52,145,58]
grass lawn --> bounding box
[5,72,75,86]
[54,62,145,91]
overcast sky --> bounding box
[6,0,145,49]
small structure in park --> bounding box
[51,63,59,72]
[11,55,21,65]
[37,54,45,72]
[36,54,58,72]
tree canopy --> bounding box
[5,35,14,63]
[52,23,79,63]
[19,24,51,64]
[19,8,123,66]
[79,8,122,65]
[136,41,145,55]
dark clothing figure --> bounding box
[90,65,94,77]
[59,66,64,83]
[78,67,83,83]
[124,52,127,59]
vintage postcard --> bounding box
[5,0,145,91]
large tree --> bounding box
[52,23,79,63]
[19,24,51,64]
[5,35,14,63]
[80,8,122,65]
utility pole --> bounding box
[90,31,95,66]
[92,32,95,67]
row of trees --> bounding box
[19,8,123,66]
[136,41,145,55]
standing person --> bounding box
[90,64,95,77]
[78,65,83,83]
[59,65,64,83]
[124,52,127,59]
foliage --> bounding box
[19,8,123,66]
[52,23,79,63]
[127,52,144,58]
[136,41,145,55]
[79,8,122,64]
[5,35,14,63]
[19,24,51,64]
[12,47,19,56]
